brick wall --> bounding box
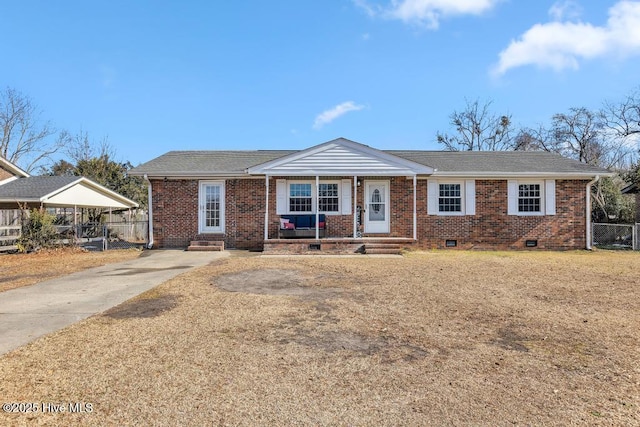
[0,165,15,181]
[415,179,589,250]
[151,177,590,250]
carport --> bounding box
[0,176,139,250]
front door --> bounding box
[199,181,225,233]
[364,181,390,233]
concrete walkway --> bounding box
[0,250,228,356]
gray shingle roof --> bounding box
[130,150,297,176]
[129,148,611,177]
[388,150,609,175]
[0,176,80,199]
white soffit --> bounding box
[44,181,136,209]
[248,138,434,176]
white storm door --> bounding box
[364,181,390,233]
[199,181,225,233]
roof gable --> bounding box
[0,156,30,180]
[247,138,434,176]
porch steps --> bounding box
[363,243,403,255]
[187,240,224,251]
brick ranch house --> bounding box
[129,138,612,253]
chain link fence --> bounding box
[76,221,148,251]
[592,223,639,250]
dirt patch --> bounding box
[215,268,342,299]
[104,295,179,319]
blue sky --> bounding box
[2,0,640,167]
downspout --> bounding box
[144,174,154,249]
[585,175,600,250]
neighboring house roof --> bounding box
[129,137,612,179]
[0,176,139,209]
[0,156,30,181]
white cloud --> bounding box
[548,0,582,21]
[493,1,640,76]
[313,101,365,130]
[354,0,501,29]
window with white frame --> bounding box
[318,183,339,213]
[289,183,313,212]
[507,180,555,216]
[518,183,541,213]
[439,183,462,212]
[428,179,474,216]
[276,179,352,215]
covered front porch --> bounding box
[247,138,434,251]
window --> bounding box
[318,183,339,213]
[289,183,312,212]
[507,180,555,216]
[277,179,351,215]
[439,183,462,212]
[518,183,541,213]
[428,179,474,216]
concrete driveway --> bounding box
[0,250,228,356]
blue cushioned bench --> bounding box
[278,214,326,238]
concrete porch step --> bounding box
[364,244,403,255]
[187,240,224,251]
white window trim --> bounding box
[428,179,475,216]
[283,179,345,215]
[287,180,315,213]
[508,179,556,216]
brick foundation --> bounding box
[150,177,590,251]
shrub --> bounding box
[17,209,60,253]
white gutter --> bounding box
[585,175,600,250]
[144,174,154,249]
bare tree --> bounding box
[436,99,514,151]
[600,87,640,168]
[547,107,607,166]
[0,87,64,172]
[63,128,113,163]
[513,125,551,152]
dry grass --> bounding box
[0,250,638,426]
[0,248,142,292]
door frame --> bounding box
[364,180,390,233]
[198,180,225,233]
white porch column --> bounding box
[315,176,320,240]
[264,175,269,241]
[353,175,357,238]
[413,174,417,240]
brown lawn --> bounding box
[0,250,638,426]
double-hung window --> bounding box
[318,183,339,213]
[428,179,474,216]
[507,180,555,216]
[518,183,541,213]
[439,183,462,213]
[289,183,312,212]
[277,180,351,215]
